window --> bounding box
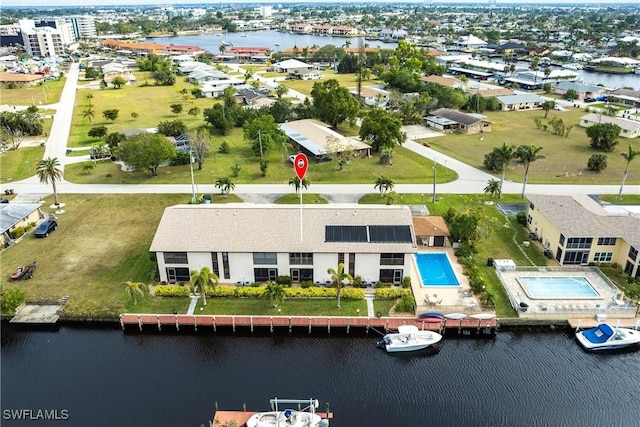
[629,247,638,262]
[527,214,532,225]
[349,253,355,277]
[211,253,220,277]
[593,252,613,262]
[289,253,313,265]
[164,252,188,264]
[338,253,345,265]
[380,253,405,265]
[566,237,592,249]
[222,252,230,280]
[253,252,277,265]
[254,268,270,282]
[597,237,617,246]
[563,251,589,265]
[529,202,535,211]
[559,234,565,246]
[379,269,395,283]
[556,247,563,263]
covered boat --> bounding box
[376,325,442,353]
[245,398,328,427]
[576,323,640,351]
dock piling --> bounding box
[175,315,179,331]
[366,318,370,334]
[119,314,124,330]
[288,317,292,333]
[250,316,253,333]
[347,317,350,334]
[157,315,161,331]
[232,316,235,333]
[193,315,197,332]
[270,317,273,333]
[308,317,312,334]
[212,316,216,332]
[576,319,581,332]
[137,315,142,331]
[327,317,331,334]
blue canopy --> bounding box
[583,324,614,344]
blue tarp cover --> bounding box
[583,324,614,344]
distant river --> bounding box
[2,322,640,427]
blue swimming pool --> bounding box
[415,253,459,286]
[519,276,600,299]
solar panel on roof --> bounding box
[369,225,413,243]
[325,226,367,242]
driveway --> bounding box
[402,125,443,140]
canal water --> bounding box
[2,322,639,427]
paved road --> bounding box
[6,62,638,203]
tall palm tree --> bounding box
[190,267,218,307]
[494,143,516,199]
[516,144,545,198]
[124,280,147,305]
[327,263,353,309]
[374,176,394,197]
[618,144,639,200]
[484,178,502,199]
[288,176,310,194]
[263,281,286,308]
[81,107,95,123]
[36,157,63,206]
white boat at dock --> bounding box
[376,325,442,353]
[245,398,328,427]
[576,323,640,351]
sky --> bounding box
[2,0,639,6]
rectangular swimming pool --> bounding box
[415,253,459,286]
[519,276,600,299]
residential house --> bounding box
[290,23,312,34]
[150,204,417,285]
[200,77,246,98]
[453,35,487,49]
[378,29,408,40]
[413,216,450,247]
[0,72,44,86]
[272,59,313,74]
[312,24,333,35]
[0,204,43,247]
[608,89,640,110]
[332,25,359,36]
[178,61,214,75]
[297,70,322,80]
[420,75,460,88]
[426,108,491,134]
[495,94,544,111]
[187,69,231,84]
[554,82,606,100]
[279,119,371,161]
[526,194,640,277]
[579,114,640,139]
[503,69,579,90]
[349,86,390,108]
[227,47,271,62]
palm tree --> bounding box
[288,176,310,194]
[81,107,95,123]
[124,280,147,305]
[374,176,394,197]
[484,178,502,199]
[190,267,218,307]
[215,176,235,197]
[494,143,516,198]
[516,144,545,198]
[263,281,286,308]
[327,263,353,308]
[380,147,394,165]
[36,157,63,206]
[618,144,639,200]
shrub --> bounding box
[375,281,392,288]
[340,288,366,300]
[587,153,607,171]
[469,276,486,294]
[516,211,527,226]
[219,141,230,154]
[276,275,292,286]
[154,285,190,297]
[300,280,313,289]
[170,151,191,166]
[10,226,25,239]
[234,287,264,298]
[0,287,26,314]
[352,275,363,287]
[454,242,475,258]
[395,293,416,313]
[402,276,412,288]
[208,286,236,297]
[375,288,410,299]
[231,164,241,177]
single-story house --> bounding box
[420,75,461,88]
[187,69,231,84]
[0,72,44,87]
[201,78,246,98]
[426,108,492,134]
[150,203,417,285]
[453,35,487,49]
[280,119,371,161]
[526,194,640,277]
[579,113,640,139]
[297,70,322,80]
[496,94,544,111]
[0,204,43,247]
[412,216,450,247]
[349,86,390,108]
[178,61,215,75]
[554,81,606,100]
[227,47,271,62]
[272,59,313,74]
[608,89,640,110]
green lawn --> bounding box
[0,78,66,106]
[274,194,329,204]
[421,109,639,186]
[281,71,383,96]
[599,194,640,204]
[191,298,368,316]
[0,146,46,183]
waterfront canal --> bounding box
[2,322,639,427]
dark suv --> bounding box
[34,219,57,238]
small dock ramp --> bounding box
[10,302,64,324]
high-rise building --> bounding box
[67,16,97,39]
[19,19,75,57]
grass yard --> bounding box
[0,146,46,183]
[190,298,368,316]
[274,194,329,204]
[281,71,383,96]
[422,108,639,186]
[0,77,66,106]
[64,126,456,185]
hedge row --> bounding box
[374,288,411,299]
[154,285,191,297]
[156,285,367,300]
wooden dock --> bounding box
[119,313,498,336]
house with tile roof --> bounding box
[526,194,640,277]
[150,204,417,285]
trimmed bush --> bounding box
[375,288,410,299]
[154,285,190,297]
[276,275,292,286]
[395,293,416,313]
[469,276,486,294]
[375,281,393,288]
[10,226,25,239]
[300,280,313,289]
[234,287,265,298]
[208,286,236,297]
[340,288,366,300]
[516,211,527,226]
[402,276,412,288]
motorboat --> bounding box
[562,63,583,70]
[245,398,328,427]
[376,325,442,353]
[576,323,640,351]
[417,311,444,323]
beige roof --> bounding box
[580,113,640,132]
[0,72,43,82]
[349,86,390,97]
[150,204,417,253]
[412,216,450,237]
[420,75,458,87]
[280,119,371,156]
[528,194,640,247]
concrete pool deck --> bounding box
[410,247,484,315]
[498,267,637,319]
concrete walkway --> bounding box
[186,296,199,315]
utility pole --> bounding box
[258,130,263,160]
[432,159,437,203]
[189,147,196,204]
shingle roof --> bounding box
[580,113,640,132]
[279,119,370,157]
[430,108,485,126]
[412,216,450,237]
[528,194,640,248]
[150,204,417,253]
[496,94,544,104]
[0,204,41,233]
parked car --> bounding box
[90,150,111,160]
[34,219,57,238]
[0,198,8,203]
[583,97,596,103]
